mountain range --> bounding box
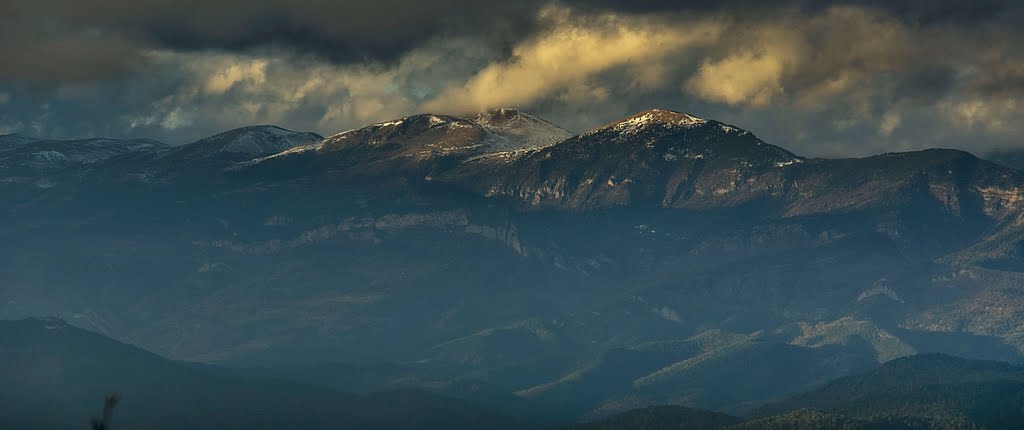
[5,108,1024,421]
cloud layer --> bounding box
[2,1,1023,157]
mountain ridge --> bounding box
[160,124,323,162]
[8,108,1024,423]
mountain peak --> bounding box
[473,107,524,123]
[164,125,323,162]
[471,108,555,129]
[472,108,549,129]
[207,124,320,140]
[339,114,474,137]
[630,108,705,123]
[585,109,709,136]
[618,108,705,126]
[472,108,572,151]
[232,124,299,134]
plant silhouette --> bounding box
[90,393,121,430]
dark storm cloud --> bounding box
[840,0,1018,24]
[0,0,544,83]
[2,0,1022,84]
[567,0,1023,27]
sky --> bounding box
[1,0,1022,157]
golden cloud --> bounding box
[685,34,796,106]
[686,7,911,108]
[203,61,268,95]
[422,6,723,113]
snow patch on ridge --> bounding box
[374,119,405,128]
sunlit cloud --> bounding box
[686,7,912,108]
[423,6,723,113]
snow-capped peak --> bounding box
[165,125,323,161]
[610,109,706,131]
[473,108,530,127]
[246,110,574,168]
[362,114,473,132]
[580,109,709,137]
[472,108,573,152]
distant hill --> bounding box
[756,353,1024,429]
[0,135,165,179]
[729,409,941,430]
[982,149,1024,172]
[563,354,1024,430]
[160,125,322,163]
[556,405,739,430]
[516,330,875,418]
[0,318,520,430]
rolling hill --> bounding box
[0,318,521,430]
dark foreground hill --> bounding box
[0,318,521,430]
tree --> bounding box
[90,393,121,430]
